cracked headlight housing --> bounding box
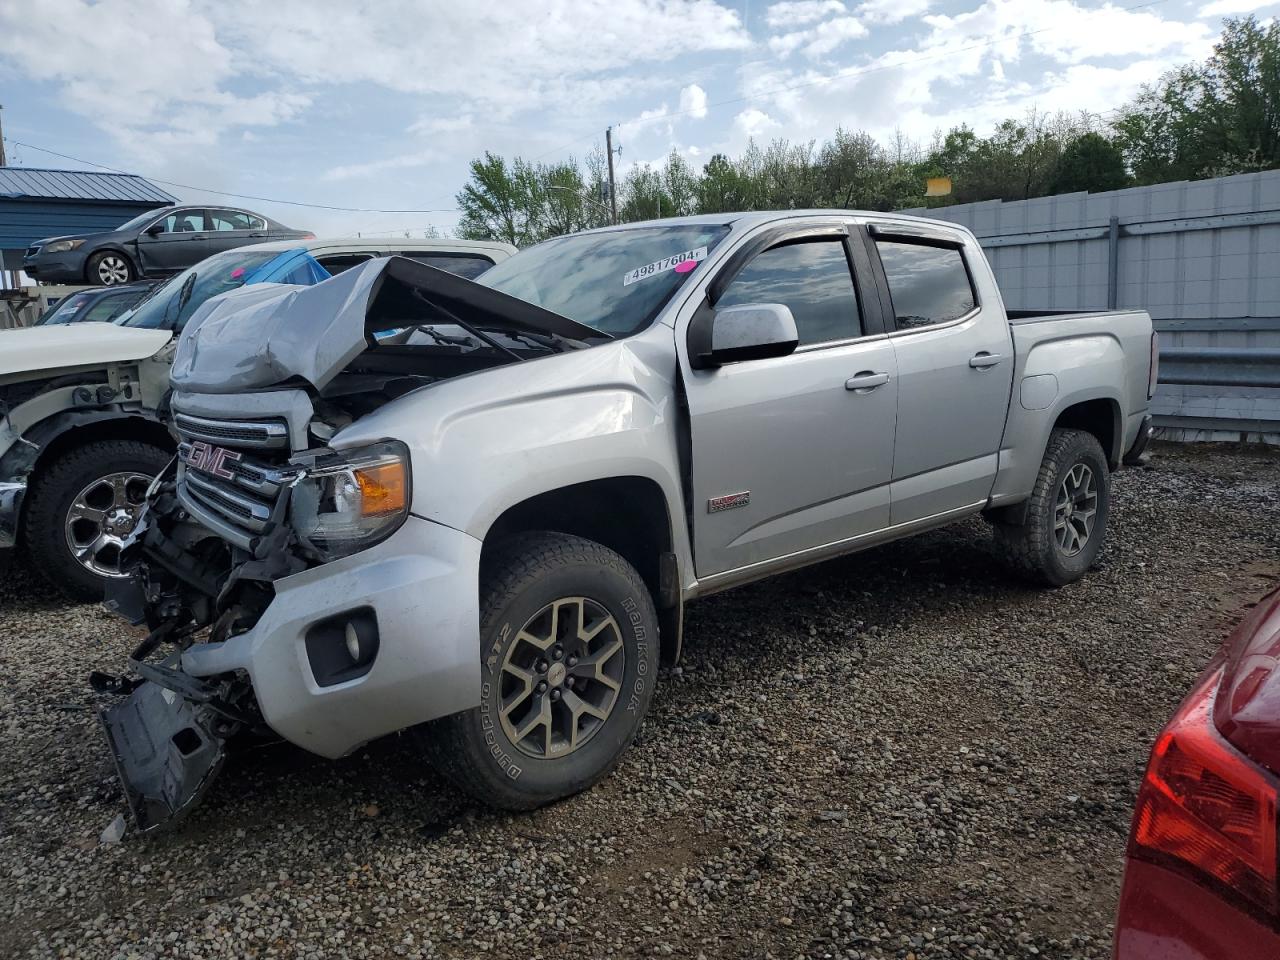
[43,239,86,254]
[290,440,410,561]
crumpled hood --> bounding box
[171,255,601,393]
[0,323,171,377]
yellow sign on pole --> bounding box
[925,176,953,197]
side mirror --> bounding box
[145,223,165,236]
[689,302,799,369]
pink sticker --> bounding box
[230,267,245,279]
[674,260,697,274]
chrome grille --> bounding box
[173,413,289,449]
[175,429,295,548]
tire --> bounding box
[87,250,135,286]
[423,532,659,810]
[994,428,1111,587]
[23,440,171,602]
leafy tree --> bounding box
[1051,132,1130,194]
[1115,17,1280,183]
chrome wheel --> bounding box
[499,596,625,759]
[96,254,131,285]
[63,472,151,578]
[1054,463,1097,557]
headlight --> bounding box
[43,239,86,254]
[290,440,410,561]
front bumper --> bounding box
[0,480,25,551]
[178,515,482,759]
[22,252,88,283]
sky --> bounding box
[0,0,1274,239]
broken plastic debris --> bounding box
[100,813,126,845]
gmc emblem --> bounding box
[184,441,242,480]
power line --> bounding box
[2,137,460,214]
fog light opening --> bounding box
[345,622,361,662]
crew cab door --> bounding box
[137,209,212,274]
[864,224,1015,524]
[680,222,897,579]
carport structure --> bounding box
[0,167,176,286]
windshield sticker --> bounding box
[622,246,708,287]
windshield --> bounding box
[112,208,170,233]
[35,292,95,325]
[121,248,282,332]
[477,223,731,337]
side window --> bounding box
[209,210,264,231]
[717,240,861,346]
[317,253,374,275]
[875,241,976,330]
[404,253,495,279]
[156,210,207,233]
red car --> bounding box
[1115,584,1280,959]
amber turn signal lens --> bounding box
[354,461,407,516]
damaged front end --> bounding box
[97,256,591,833]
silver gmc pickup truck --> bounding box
[98,211,1156,831]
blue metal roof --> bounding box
[0,166,177,205]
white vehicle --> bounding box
[100,211,1155,830]
[0,238,514,598]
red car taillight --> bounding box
[1130,668,1279,916]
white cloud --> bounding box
[0,0,750,152]
[770,16,868,58]
[764,0,847,28]
[856,0,933,24]
[1199,0,1278,15]
[735,107,780,138]
[409,115,475,136]
[322,151,442,182]
[679,83,709,119]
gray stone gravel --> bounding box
[2,443,1278,960]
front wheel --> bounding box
[23,440,171,602]
[994,428,1111,587]
[87,251,135,286]
[423,532,659,810]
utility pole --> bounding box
[605,125,618,225]
[0,105,7,167]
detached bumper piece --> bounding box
[99,679,229,834]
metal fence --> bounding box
[903,170,1280,442]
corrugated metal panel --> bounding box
[0,199,171,249]
[0,166,176,204]
[901,170,1280,441]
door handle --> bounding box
[845,371,890,391]
[969,352,1005,369]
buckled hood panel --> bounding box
[171,255,600,394]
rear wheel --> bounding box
[994,428,1111,587]
[423,532,659,810]
[23,440,171,602]
[87,251,134,286]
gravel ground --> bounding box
[2,443,1278,960]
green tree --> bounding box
[1051,132,1130,193]
[1115,17,1280,183]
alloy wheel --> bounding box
[96,255,131,285]
[63,471,152,578]
[499,596,626,759]
[1054,462,1098,557]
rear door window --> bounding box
[402,253,495,279]
[316,253,374,275]
[717,239,862,346]
[875,241,976,330]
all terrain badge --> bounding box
[708,491,750,513]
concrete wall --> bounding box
[902,170,1280,442]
